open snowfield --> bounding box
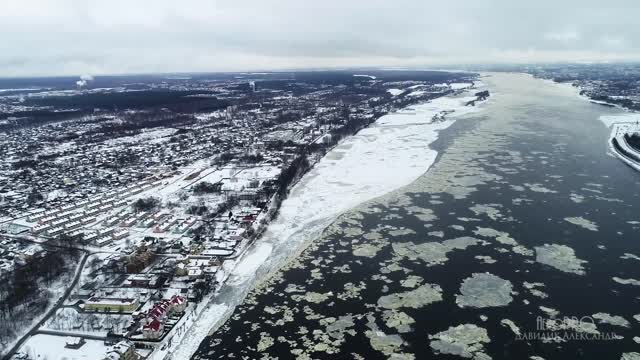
[600,112,640,128]
[18,334,109,360]
[104,127,177,145]
[229,243,273,282]
[157,87,489,359]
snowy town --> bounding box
[0,71,479,359]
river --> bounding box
[191,72,640,360]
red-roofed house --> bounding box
[170,295,187,313]
[142,318,163,339]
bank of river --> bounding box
[157,83,488,359]
[193,72,640,360]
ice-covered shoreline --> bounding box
[165,86,490,359]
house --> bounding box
[140,295,188,339]
[96,237,113,247]
[176,262,188,276]
[64,336,85,349]
[84,297,140,313]
[103,340,138,360]
[170,295,187,313]
[112,229,129,240]
[187,268,203,280]
[142,318,163,339]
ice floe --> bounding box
[377,283,443,309]
[612,277,640,286]
[564,216,599,231]
[523,282,548,299]
[429,324,491,359]
[500,319,521,336]
[592,313,631,328]
[365,315,409,357]
[475,255,496,264]
[392,237,482,267]
[353,243,385,258]
[539,306,560,318]
[523,183,558,193]
[292,291,333,303]
[471,227,509,243]
[383,310,415,333]
[620,253,640,261]
[469,204,503,220]
[456,273,514,308]
[545,318,599,335]
[534,244,587,275]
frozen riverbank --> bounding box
[599,111,640,171]
[165,86,489,359]
[190,72,640,360]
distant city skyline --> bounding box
[2,0,640,76]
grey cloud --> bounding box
[0,0,639,76]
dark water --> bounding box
[192,73,640,360]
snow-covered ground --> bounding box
[4,256,83,358]
[229,243,273,282]
[600,113,640,128]
[104,128,177,145]
[449,82,473,90]
[157,87,489,359]
[43,307,130,337]
[18,334,109,360]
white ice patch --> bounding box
[621,353,640,360]
[564,216,598,231]
[228,243,273,283]
[600,113,640,128]
[456,272,514,308]
[612,277,640,286]
[450,82,473,90]
[501,319,521,336]
[592,313,631,328]
[429,324,491,359]
[535,244,587,275]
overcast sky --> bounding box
[1,0,640,77]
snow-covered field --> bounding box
[43,307,130,336]
[104,128,177,145]
[600,112,640,128]
[229,243,273,282]
[158,87,489,359]
[18,334,108,360]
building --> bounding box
[170,295,187,313]
[142,318,163,339]
[141,295,187,339]
[64,336,85,349]
[103,340,138,360]
[84,297,140,313]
